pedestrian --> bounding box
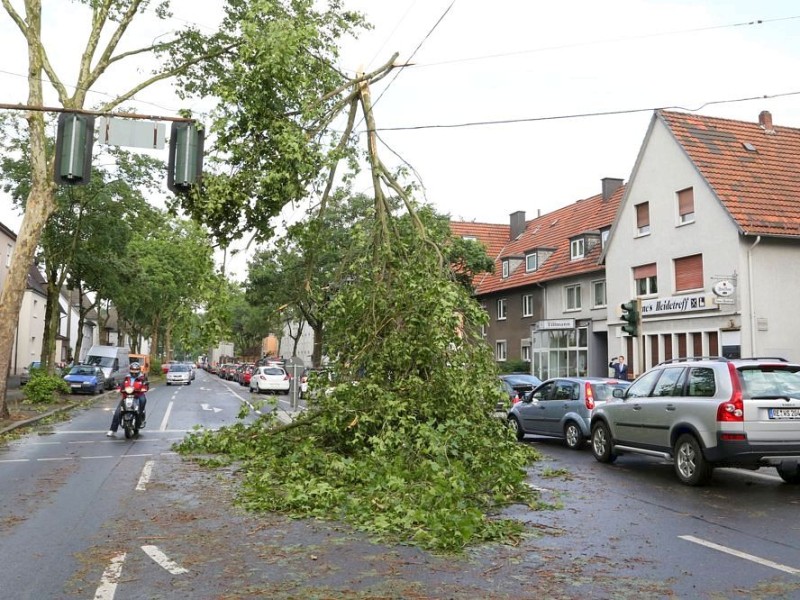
[609,355,629,380]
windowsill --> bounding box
[675,288,704,294]
[635,231,651,239]
[497,317,507,321]
[564,308,582,313]
[591,305,607,310]
[522,314,533,318]
[677,219,695,227]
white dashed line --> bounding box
[141,545,189,574]
[680,535,800,575]
[94,552,126,599]
[136,460,154,491]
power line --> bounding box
[371,1,457,111]
[409,14,800,69]
[366,90,800,132]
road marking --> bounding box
[160,401,174,431]
[679,535,800,575]
[38,457,72,462]
[141,545,189,574]
[94,552,126,599]
[200,403,223,413]
[136,460,154,491]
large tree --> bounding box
[0,0,366,418]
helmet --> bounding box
[130,362,141,375]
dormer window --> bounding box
[570,238,585,260]
[525,253,537,272]
[502,260,509,278]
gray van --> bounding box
[84,345,130,389]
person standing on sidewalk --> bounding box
[609,355,629,380]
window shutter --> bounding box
[678,188,694,216]
[675,254,703,291]
[633,263,657,279]
[636,203,650,228]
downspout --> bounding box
[747,236,761,356]
[533,282,547,378]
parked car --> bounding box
[249,365,291,394]
[20,361,42,386]
[166,363,192,385]
[21,361,67,385]
[508,377,631,448]
[162,360,178,374]
[63,365,106,395]
[240,365,256,387]
[590,356,800,486]
[497,373,542,410]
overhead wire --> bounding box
[366,90,800,133]
[409,14,800,69]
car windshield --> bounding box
[85,356,114,368]
[69,366,97,376]
[171,364,189,372]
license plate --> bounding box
[71,384,81,389]
[769,408,800,419]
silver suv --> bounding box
[590,356,800,486]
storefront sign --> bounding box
[535,319,576,330]
[641,294,717,317]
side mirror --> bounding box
[612,388,625,399]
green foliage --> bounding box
[177,229,541,552]
[23,370,69,404]
[499,359,531,374]
[150,359,162,377]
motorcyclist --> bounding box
[106,362,148,437]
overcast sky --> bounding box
[2,1,800,276]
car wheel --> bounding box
[776,464,800,484]
[674,434,712,486]
[564,421,584,450]
[507,416,525,441]
[591,422,617,463]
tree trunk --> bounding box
[0,185,57,418]
[150,315,161,364]
[311,323,323,367]
[42,278,61,373]
[0,0,56,418]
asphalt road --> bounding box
[2,372,800,599]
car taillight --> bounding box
[584,382,595,410]
[717,362,744,422]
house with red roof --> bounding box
[452,178,625,379]
[604,109,800,377]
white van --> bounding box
[84,345,130,390]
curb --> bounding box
[0,401,82,436]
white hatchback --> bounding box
[166,363,192,385]
[249,366,291,394]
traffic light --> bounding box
[167,122,204,193]
[53,112,95,185]
[620,299,640,336]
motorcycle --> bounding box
[118,380,147,439]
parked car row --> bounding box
[209,360,293,395]
[510,356,800,487]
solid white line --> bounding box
[679,535,800,575]
[136,460,154,491]
[37,457,72,462]
[160,401,174,432]
[0,459,30,464]
[141,545,189,574]
[93,552,126,600]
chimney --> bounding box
[509,211,526,240]
[759,110,774,134]
[602,177,623,201]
